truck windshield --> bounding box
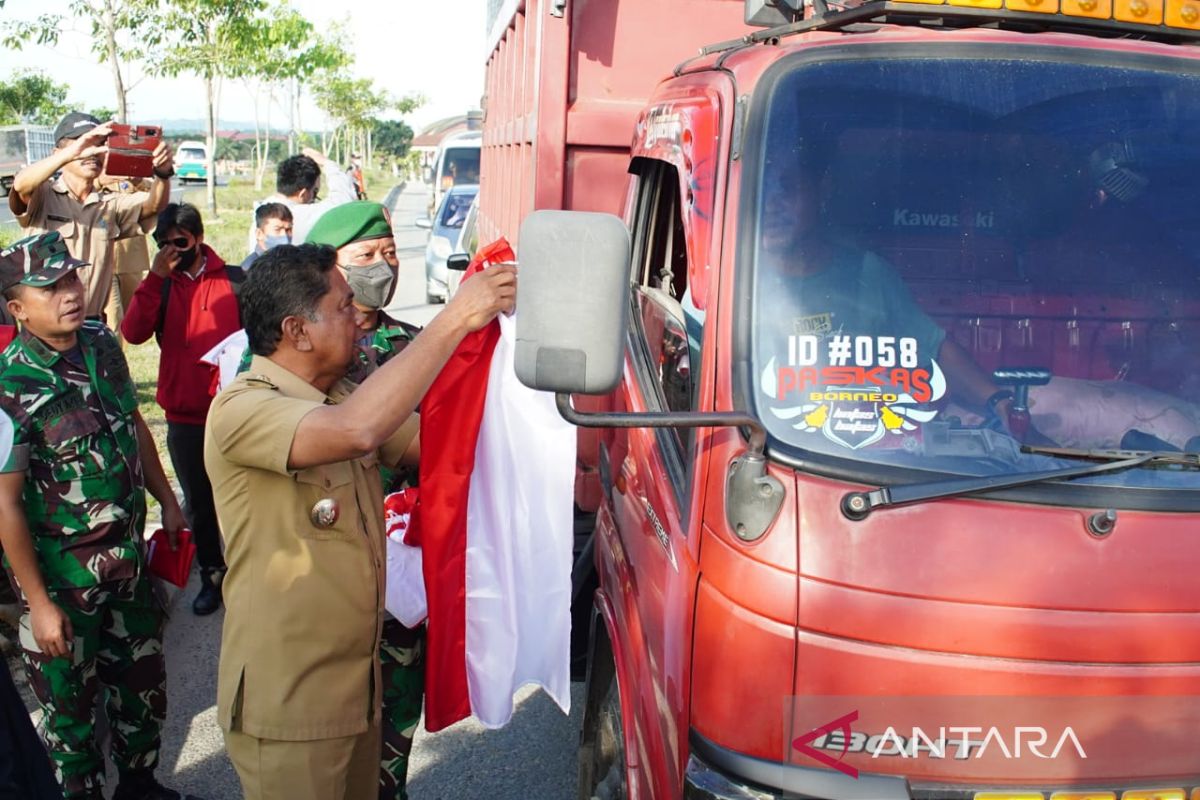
[749,52,1200,493]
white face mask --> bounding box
[262,234,291,252]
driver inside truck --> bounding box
[757,145,1025,433]
[759,138,1200,452]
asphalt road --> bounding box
[16,182,582,800]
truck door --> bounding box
[608,157,705,798]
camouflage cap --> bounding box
[0,232,88,292]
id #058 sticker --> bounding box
[760,334,947,450]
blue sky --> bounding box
[0,0,488,133]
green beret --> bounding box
[305,201,393,249]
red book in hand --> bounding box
[147,528,195,588]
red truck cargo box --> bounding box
[480,0,750,246]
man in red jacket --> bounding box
[121,203,241,615]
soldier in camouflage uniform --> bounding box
[0,232,200,800]
[307,203,425,799]
[0,407,62,800]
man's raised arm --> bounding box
[140,140,176,220]
[9,123,112,216]
[287,265,517,470]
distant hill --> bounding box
[155,118,313,136]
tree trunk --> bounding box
[264,85,273,188]
[251,81,265,192]
[101,0,128,123]
[287,78,297,156]
[295,77,304,153]
[205,73,217,216]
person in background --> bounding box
[121,203,243,616]
[97,175,155,343]
[0,232,195,800]
[8,112,173,324]
[0,408,62,800]
[348,153,367,200]
[242,202,294,270]
[204,244,514,800]
[306,202,419,384]
[246,148,357,252]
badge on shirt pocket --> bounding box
[295,462,356,541]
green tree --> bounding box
[87,106,118,123]
[151,0,266,214]
[0,70,68,125]
[372,119,414,164]
[241,5,348,189]
[314,74,420,166]
[2,0,161,124]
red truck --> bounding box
[482,1,1200,798]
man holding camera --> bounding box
[122,203,243,616]
[8,112,174,324]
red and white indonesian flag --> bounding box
[415,241,576,732]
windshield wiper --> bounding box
[840,450,1197,521]
[1021,445,1200,465]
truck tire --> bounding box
[581,675,627,800]
[591,679,627,800]
[578,612,627,800]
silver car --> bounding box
[417,183,478,304]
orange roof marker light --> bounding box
[1167,0,1200,26]
[740,0,1200,45]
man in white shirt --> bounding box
[246,148,357,252]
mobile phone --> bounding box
[105,124,162,178]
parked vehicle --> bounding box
[428,130,481,218]
[417,183,478,303]
[483,0,1200,798]
[445,195,480,301]
[0,125,54,195]
[173,140,209,182]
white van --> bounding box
[174,140,209,182]
[428,131,481,216]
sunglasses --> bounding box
[156,236,190,249]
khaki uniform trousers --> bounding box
[225,722,382,800]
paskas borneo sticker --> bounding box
[761,334,946,450]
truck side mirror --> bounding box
[446,253,471,271]
[515,210,630,395]
[415,217,432,230]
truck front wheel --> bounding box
[578,617,628,800]
[584,676,626,800]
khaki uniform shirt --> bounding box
[204,355,418,741]
[97,177,154,275]
[17,179,149,318]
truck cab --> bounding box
[498,0,1200,798]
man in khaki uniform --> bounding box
[9,112,173,322]
[204,243,515,800]
[98,175,154,335]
